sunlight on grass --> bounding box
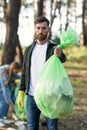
[64,45,87,60]
[70,78,87,88]
[63,45,87,70]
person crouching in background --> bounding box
[0,61,21,119]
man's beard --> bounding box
[35,33,47,41]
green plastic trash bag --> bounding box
[34,27,78,119]
[34,55,74,119]
[14,82,27,120]
[58,26,78,49]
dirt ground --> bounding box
[0,72,87,130]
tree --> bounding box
[37,0,44,17]
[32,0,44,19]
[82,0,87,45]
[1,0,23,65]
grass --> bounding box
[63,45,87,87]
[58,45,87,130]
[0,45,87,130]
[63,45,87,68]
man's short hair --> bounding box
[35,16,50,27]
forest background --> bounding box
[0,0,87,130]
[0,0,87,64]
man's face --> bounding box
[35,22,50,41]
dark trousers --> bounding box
[26,95,58,130]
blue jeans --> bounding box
[0,91,9,118]
[26,95,58,130]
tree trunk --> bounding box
[37,0,44,17]
[1,0,23,65]
[82,0,87,45]
[65,0,70,30]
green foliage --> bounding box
[63,45,87,88]
[70,77,87,88]
[21,0,27,5]
[0,44,2,50]
[52,37,60,44]
[64,46,87,65]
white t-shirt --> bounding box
[29,42,48,96]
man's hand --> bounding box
[54,47,62,57]
[16,91,24,108]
